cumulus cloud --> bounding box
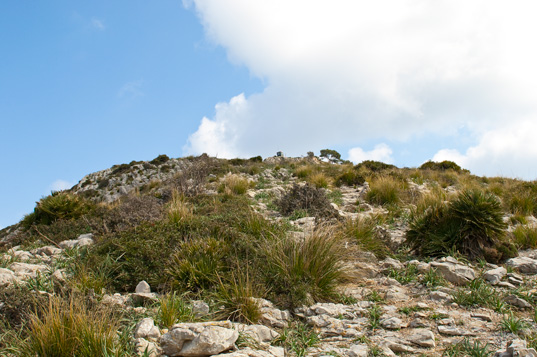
[433,120,537,179]
[184,0,537,177]
[348,144,394,164]
[50,179,74,192]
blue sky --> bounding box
[2,1,537,229]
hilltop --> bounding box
[1,152,537,356]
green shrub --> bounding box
[149,154,170,166]
[276,183,338,219]
[264,229,346,308]
[22,192,94,228]
[335,170,365,187]
[168,237,230,292]
[419,160,465,172]
[406,189,507,259]
[354,160,396,172]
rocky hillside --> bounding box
[2,153,537,356]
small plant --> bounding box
[452,278,499,308]
[327,189,344,206]
[442,337,492,357]
[335,170,365,187]
[398,305,424,315]
[157,292,196,329]
[388,264,419,284]
[275,322,320,357]
[500,313,528,335]
[367,290,385,303]
[420,267,447,288]
[429,312,449,321]
[368,304,382,329]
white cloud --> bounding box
[184,0,537,174]
[50,179,74,192]
[348,144,394,164]
[91,18,106,31]
[118,80,144,99]
[433,120,537,180]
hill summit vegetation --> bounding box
[1,152,537,356]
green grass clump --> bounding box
[338,217,389,259]
[512,225,537,249]
[452,278,502,308]
[218,174,250,195]
[406,189,507,259]
[157,292,196,329]
[500,313,528,335]
[442,337,492,357]
[275,322,320,357]
[22,296,128,357]
[213,270,262,324]
[264,229,346,308]
[388,264,419,284]
[366,176,403,206]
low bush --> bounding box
[406,189,507,259]
[419,160,464,172]
[276,183,338,219]
[150,154,170,166]
[22,191,95,228]
[354,160,396,172]
[335,170,365,187]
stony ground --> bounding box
[2,159,537,356]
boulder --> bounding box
[483,267,507,285]
[134,318,160,340]
[9,262,48,278]
[505,294,532,309]
[407,329,436,348]
[495,339,537,357]
[160,325,238,357]
[380,316,403,330]
[506,257,537,275]
[347,344,369,357]
[192,300,210,317]
[135,280,151,294]
[430,257,475,285]
[236,324,280,344]
[0,268,17,287]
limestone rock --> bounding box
[347,344,369,357]
[9,262,48,278]
[380,316,403,330]
[135,280,151,294]
[251,298,290,328]
[236,324,279,344]
[506,257,537,274]
[407,329,436,348]
[192,300,210,317]
[134,338,160,357]
[161,325,238,357]
[483,266,507,285]
[0,268,17,286]
[505,294,532,308]
[431,257,475,285]
[134,318,160,340]
[495,338,537,357]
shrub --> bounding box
[104,195,163,232]
[22,192,94,228]
[168,237,230,292]
[354,160,396,172]
[406,189,507,259]
[366,176,402,206]
[149,154,170,166]
[218,174,250,195]
[419,160,464,172]
[276,183,338,219]
[263,229,346,308]
[335,170,365,187]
